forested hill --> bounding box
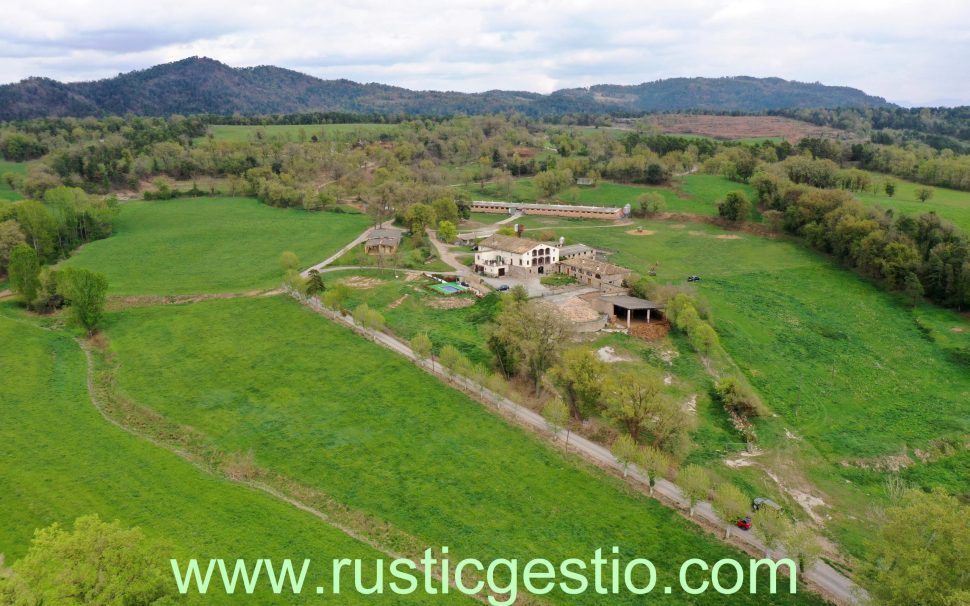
[0,56,894,120]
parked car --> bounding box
[736,516,753,530]
[752,497,782,512]
[497,284,510,291]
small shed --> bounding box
[596,295,664,329]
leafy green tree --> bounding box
[603,367,664,438]
[410,333,432,363]
[712,483,749,538]
[687,320,720,355]
[507,284,528,302]
[352,303,372,327]
[8,244,41,306]
[279,250,299,273]
[611,433,638,478]
[861,488,970,606]
[717,191,753,222]
[322,282,351,312]
[903,272,924,306]
[364,308,385,331]
[0,515,171,605]
[678,464,711,517]
[783,526,822,578]
[884,180,896,197]
[542,397,571,445]
[431,198,459,225]
[636,445,671,495]
[494,299,573,396]
[438,344,463,370]
[305,269,325,296]
[437,220,458,244]
[495,226,516,237]
[714,376,766,418]
[404,203,436,234]
[753,507,791,557]
[636,192,666,216]
[14,200,57,258]
[915,187,934,203]
[0,219,26,275]
[59,267,108,335]
[548,347,606,419]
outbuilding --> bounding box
[595,295,664,329]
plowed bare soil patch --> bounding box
[646,114,846,143]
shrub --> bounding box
[714,377,767,418]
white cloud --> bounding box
[0,0,968,105]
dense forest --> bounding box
[0,57,893,121]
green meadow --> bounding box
[62,197,369,295]
[0,305,457,605]
[102,295,823,606]
[461,174,754,218]
[0,160,26,201]
[563,220,970,553]
[855,171,970,233]
[201,123,404,143]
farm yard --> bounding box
[61,197,370,294]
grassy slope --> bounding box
[61,197,369,295]
[569,220,970,552]
[104,295,823,606]
[0,160,26,201]
[855,171,970,233]
[0,306,457,605]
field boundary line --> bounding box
[74,336,496,604]
[290,288,864,606]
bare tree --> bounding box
[494,300,574,396]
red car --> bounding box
[736,516,753,530]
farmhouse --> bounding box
[474,234,559,277]
[364,229,401,255]
[470,201,624,220]
[557,257,631,288]
[558,243,596,261]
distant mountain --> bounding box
[0,57,894,121]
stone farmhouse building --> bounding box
[364,229,402,255]
[474,234,560,278]
[557,257,632,288]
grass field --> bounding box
[0,160,26,201]
[460,174,754,218]
[0,305,457,605]
[61,197,369,295]
[566,220,970,554]
[102,295,823,605]
[200,124,403,143]
[855,171,970,233]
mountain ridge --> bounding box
[0,56,894,120]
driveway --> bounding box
[479,273,548,297]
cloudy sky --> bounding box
[2,0,968,106]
